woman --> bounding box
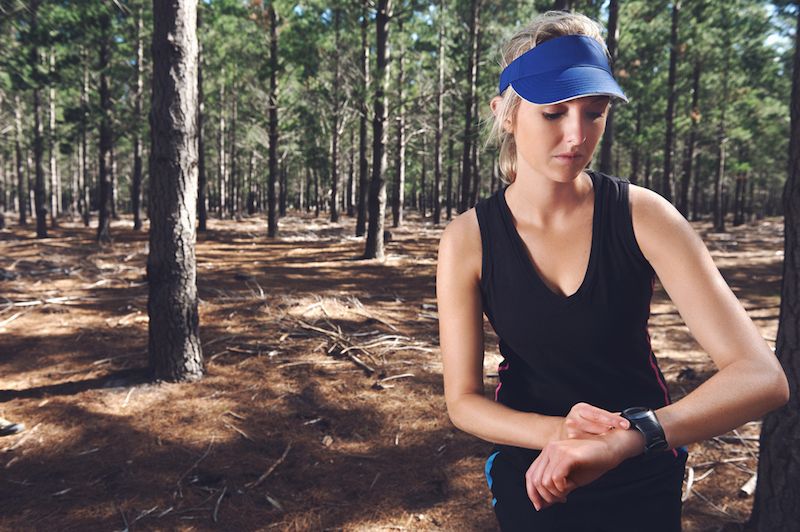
[436,11,788,532]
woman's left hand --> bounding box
[525,429,644,511]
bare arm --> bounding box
[630,185,789,447]
[525,186,790,511]
[437,210,627,451]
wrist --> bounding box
[606,426,646,461]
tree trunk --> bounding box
[433,0,445,225]
[598,0,619,175]
[446,136,453,220]
[197,4,207,232]
[459,0,480,213]
[48,47,59,228]
[31,10,47,239]
[364,0,391,260]
[217,74,226,218]
[713,43,730,233]
[133,7,145,231]
[356,0,370,237]
[96,9,113,243]
[147,0,203,382]
[229,81,238,219]
[392,17,405,228]
[14,95,27,226]
[422,133,429,217]
[330,8,342,223]
[110,142,118,220]
[267,4,279,237]
[279,158,287,217]
[662,0,680,203]
[748,9,800,528]
[80,48,91,227]
[470,25,483,207]
[679,59,701,219]
[347,128,355,216]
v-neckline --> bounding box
[499,170,601,304]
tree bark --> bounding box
[14,95,27,226]
[392,17,405,228]
[197,4,207,232]
[355,0,370,237]
[229,80,238,219]
[459,0,480,213]
[679,59,701,219]
[267,4,279,237]
[364,0,391,260]
[446,135,453,220]
[80,48,91,227]
[433,0,445,225]
[598,0,619,175]
[31,6,47,239]
[662,0,680,203]
[330,8,342,223]
[133,6,145,231]
[714,42,731,233]
[347,128,355,216]
[96,9,113,243]
[217,73,226,218]
[48,48,59,228]
[147,0,203,382]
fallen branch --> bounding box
[245,441,292,489]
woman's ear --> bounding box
[490,95,514,134]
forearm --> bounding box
[448,393,562,450]
[656,358,788,449]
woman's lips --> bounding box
[554,153,581,162]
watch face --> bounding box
[627,410,650,420]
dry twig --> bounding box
[245,441,292,489]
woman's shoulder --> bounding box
[437,207,482,282]
[628,182,696,265]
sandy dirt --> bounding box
[0,209,783,531]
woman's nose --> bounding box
[564,115,587,146]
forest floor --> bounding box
[0,208,784,531]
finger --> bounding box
[526,459,545,511]
[541,450,569,503]
[537,452,571,505]
[532,454,559,504]
[579,404,629,430]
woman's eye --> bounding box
[543,112,563,120]
[588,111,605,120]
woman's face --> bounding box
[508,95,610,183]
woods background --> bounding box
[1,0,799,531]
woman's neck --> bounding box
[505,167,593,228]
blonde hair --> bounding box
[486,11,610,184]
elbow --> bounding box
[446,399,464,431]
[772,368,790,409]
[445,394,473,432]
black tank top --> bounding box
[475,170,675,471]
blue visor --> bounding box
[498,34,628,105]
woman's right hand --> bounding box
[554,402,630,441]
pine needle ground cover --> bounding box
[0,213,782,531]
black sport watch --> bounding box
[621,407,669,454]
